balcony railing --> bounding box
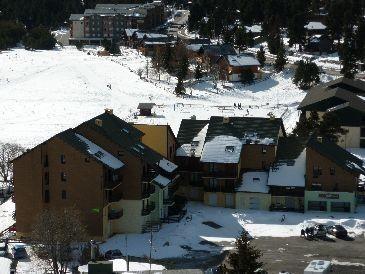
[141,202,155,216]
[202,171,237,178]
[204,184,235,193]
[108,209,123,220]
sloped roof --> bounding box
[69,14,84,21]
[202,44,237,62]
[59,130,124,170]
[177,119,210,145]
[321,77,365,95]
[305,21,327,30]
[223,55,260,67]
[79,113,177,175]
[298,87,365,111]
[205,116,285,145]
[268,137,308,187]
[200,135,243,163]
[308,138,365,175]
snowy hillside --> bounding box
[0,46,311,148]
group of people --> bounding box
[300,227,315,239]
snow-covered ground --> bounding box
[78,258,165,273]
[0,46,309,149]
[100,202,365,260]
[0,199,15,233]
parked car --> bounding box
[11,244,27,259]
[313,224,327,238]
[327,225,348,238]
[104,249,123,260]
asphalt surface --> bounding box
[251,236,365,274]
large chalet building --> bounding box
[69,2,164,45]
[13,110,181,240]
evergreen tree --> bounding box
[152,47,164,81]
[245,30,255,48]
[235,27,247,53]
[241,69,255,84]
[175,78,185,95]
[195,64,203,79]
[256,46,266,67]
[23,26,56,50]
[162,46,173,73]
[340,28,358,79]
[0,20,25,50]
[287,12,306,47]
[355,18,365,61]
[293,111,320,137]
[293,60,320,90]
[318,112,348,142]
[177,54,189,81]
[274,42,287,72]
[228,231,264,274]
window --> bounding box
[44,172,49,185]
[313,166,322,178]
[61,172,67,182]
[44,155,49,167]
[262,146,267,154]
[61,154,66,164]
[331,202,350,212]
[308,201,327,211]
[61,190,67,200]
[44,190,50,203]
[208,178,218,190]
[330,167,335,175]
[311,182,322,191]
[361,139,365,148]
[361,127,365,138]
[85,157,90,163]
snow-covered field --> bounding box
[100,202,365,260]
[0,46,309,149]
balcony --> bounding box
[204,184,235,193]
[141,202,155,216]
[108,209,123,220]
[142,184,156,199]
[202,171,237,179]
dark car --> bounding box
[104,249,123,260]
[313,224,327,238]
[327,225,348,238]
[11,244,27,259]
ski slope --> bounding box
[0,46,311,149]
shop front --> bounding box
[304,191,356,213]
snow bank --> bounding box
[0,257,11,273]
[0,199,15,233]
[78,258,165,272]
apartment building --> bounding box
[298,77,365,148]
[176,116,286,208]
[69,1,164,44]
[13,110,180,240]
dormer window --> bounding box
[225,146,235,153]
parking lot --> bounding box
[253,236,365,273]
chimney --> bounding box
[95,119,103,127]
[223,116,230,124]
[105,108,113,115]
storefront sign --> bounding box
[318,193,339,199]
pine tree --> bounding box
[177,54,189,81]
[293,111,320,137]
[318,112,348,142]
[340,28,358,79]
[175,78,185,95]
[23,26,56,50]
[256,46,266,67]
[287,12,306,47]
[245,30,255,48]
[228,231,264,274]
[274,42,287,72]
[293,60,320,90]
[235,27,246,53]
[195,64,203,79]
[162,46,173,73]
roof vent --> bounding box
[95,119,103,127]
[105,108,113,115]
[223,116,230,124]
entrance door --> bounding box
[209,193,218,206]
[285,197,295,209]
[225,194,234,208]
[249,197,260,209]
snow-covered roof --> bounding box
[125,28,138,37]
[75,133,125,170]
[268,149,306,187]
[153,174,171,187]
[305,21,327,30]
[176,124,208,157]
[69,14,84,21]
[225,55,260,67]
[186,44,204,52]
[347,148,365,183]
[237,171,269,193]
[157,158,178,173]
[200,135,243,163]
[244,25,262,33]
